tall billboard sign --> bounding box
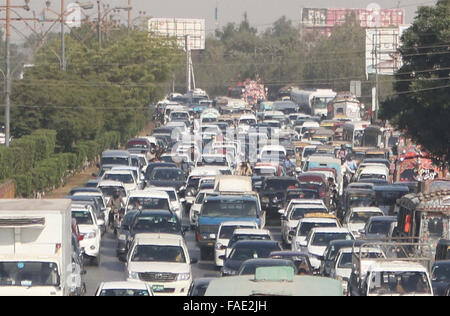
[148,18,206,50]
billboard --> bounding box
[365,26,409,76]
[301,8,405,36]
[148,18,205,50]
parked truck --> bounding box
[0,199,75,296]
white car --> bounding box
[95,281,153,296]
[225,229,273,258]
[111,166,145,190]
[126,233,197,296]
[72,207,103,266]
[147,186,184,221]
[71,191,110,231]
[281,204,329,245]
[301,227,355,271]
[291,215,341,252]
[101,170,138,193]
[185,167,222,205]
[343,207,385,239]
[125,190,173,215]
[97,180,128,205]
[356,165,390,183]
[189,189,215,227]
[331,247,385,293]
[214,221,259,268]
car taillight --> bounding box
[78,235,84,241]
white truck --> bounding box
[0,199,75,296]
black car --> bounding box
[116,209,139,259]
[221,240,281,276]
[187,278,216,296]
[146,167,186,193]
[260,177,300,216]
[238,258,297,275]
[432,260,450,296]
[144,162,177,185]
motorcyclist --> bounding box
[285,154,297,174]
[337,145,348,164]
[328,177,338,211]
[107,189,125,230]
[343,156,358,186]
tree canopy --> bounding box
[380,0,450,163]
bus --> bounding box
[290,89,336,116]
[342,121,370,147]
[362,125,384,148]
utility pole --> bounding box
[185,35,191,93]
[5,0,11,147]
[97,0,101,47]
[61,0,66,71]
[128,0,131,29]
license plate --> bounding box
[152,285,164,292]
[207,242,214,246]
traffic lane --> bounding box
[84,231,126,296]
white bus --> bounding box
[343,121,370,147]
[290,89,336,116]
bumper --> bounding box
[127,279,190,296]
[116,239,127,255]
[80,238,100,258]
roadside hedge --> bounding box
[0,129,56,180]
[12,130,121,197]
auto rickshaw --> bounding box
[311,129,334,144]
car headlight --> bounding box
[215,242,223,250]
[128,270,139,280]
[83,231,96,239]
[187,191,193,197]
[262,197,269,203]
[177,273,191,281]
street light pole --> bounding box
[97,0,101,47]
[5,0,11,147]
[61,0,66,71]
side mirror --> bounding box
[190,258,198,264]
[288,230,295,236]
[118,255,127,263]
[278,209,285,215]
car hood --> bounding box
[127,261,190,274]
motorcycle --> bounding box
[110,208,124,236]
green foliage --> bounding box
[380,0,450,163]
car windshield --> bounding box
[72,210,94,225]
[201,199,258,218]
[303,148,316,158]
[360,174,386,180]
[290,208,327,220]
[229,235,271,248]
[369,271,431,295]
[128,197,170,210]
[101,157,129,166]
[131,245,186,263]
[311,232,353,246]
[367,221,393,235]
[99,187,126,198]
[348,195,374,207]
[350,212,382,224]
[432,264,450,282]
[338,252,383,269]
[298,222,337,236]
[219,225,255,239]
[198,157,227,166]
[265,180,298,191]
[103,173,134,184]
[133,214,180,233]
[266,122,281,128]
[99,288,150,296]
[0,262,60,287]
[229,245,279,261]
[150,169,184,181]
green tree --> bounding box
[380,0,450,163]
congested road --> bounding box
[84,215,282,296]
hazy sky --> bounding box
[4,0,438,42]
